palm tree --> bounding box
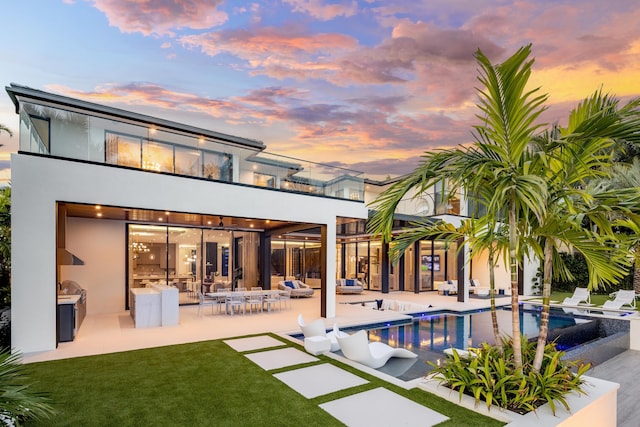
[598,157,640,297]
[370,44,549,373]
[528,103,640,370]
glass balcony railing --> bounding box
[18,101,364,201]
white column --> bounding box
[324,218,337,318]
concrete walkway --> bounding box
[225,335,449,427]
[587,349,640,427]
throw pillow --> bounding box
[284,281,295,289]
[346,279,356,286]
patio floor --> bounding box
[24,290,499,363]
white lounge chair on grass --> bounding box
[334,327,417,369]
[562,287,591,306]
[297,314,340,352]
[600,290,637,310]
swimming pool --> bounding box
[335,305,630,381]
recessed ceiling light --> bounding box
[96,212,103,217]
[95,205,101,210]
[207,221,212,225]
[158,217,163,221]
[165,211,170,215]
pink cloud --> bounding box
[283,0,358,21]
[465,1,640,71]
[90,0,228,36]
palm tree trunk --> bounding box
[488,247,502,353]
[633,259,640,294]
[532,239,553,371]
[509,198,523,373]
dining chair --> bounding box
[226,293,245,316]
[197,291,217,317]
[278,288,292,310]
[263,290,280,313]
[214,288,229,313]
[246,290,263,314]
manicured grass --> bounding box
[23,335,505,426]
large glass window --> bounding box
[143,141,174,173]
[403,245,415,292]
[107,133,141,168]
[369,241,381,290]
[357,241,369,288]
[175,147,202,177]
[254,172,276,188]
[344,242,357,280]
[29,116,50,152]
[128,224,255,305]
[203,151,232,181]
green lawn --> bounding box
[23,335,504,426]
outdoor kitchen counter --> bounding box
[130,285,178,328]
[57,294,81,305]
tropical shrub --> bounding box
[552,253,632,294]
[0,349,55,425]
[428,336,590,414]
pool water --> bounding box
[340,305,624,381]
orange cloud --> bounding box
[91,0,228,36]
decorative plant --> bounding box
[428,335,590,414]
[0,349,55,425]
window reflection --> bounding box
[106,133,141,168]
[143,141,173,172]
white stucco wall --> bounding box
[11,153,367,354]
[470,248,511,290]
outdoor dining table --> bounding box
[205,289,285,315]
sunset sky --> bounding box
[1,0,639,181]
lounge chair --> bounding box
[278,280,314,298]
[562,287,591,306]
[336,278,364,294]
[334,327,417,369]
[600,290,637,310]
[297,314,340,351]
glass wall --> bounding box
[369,241,381,290]
[335,238,459,294]
[127,224,256,306]
[270,239,322,289]
[403,246,415,292]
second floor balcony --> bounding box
[9,84,364,202]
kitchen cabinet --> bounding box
[57,294,86,342]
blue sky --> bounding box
[1,0,639,181]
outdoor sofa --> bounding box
[278,280,314,298]
[336,279,364,294]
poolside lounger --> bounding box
[297,314,340,352]
[599,289,637,310]
[334,327,417,369]
[562,287,591,306]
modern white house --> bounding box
[7,83,532,355]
